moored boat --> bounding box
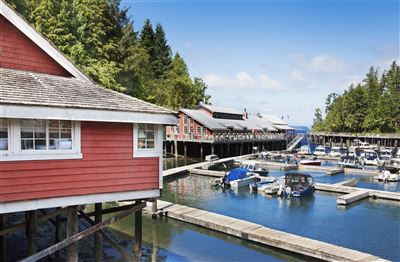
[329,146,342,157]
[384,158,400,174]
[240,160,269,176]
[220,167,257,188]
[361,150,382,166]
[277,173,315,198]
[299,159,321,166]
[313,146,327,156]
[338,156,364,169]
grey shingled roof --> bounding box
[0,68,174,115]
[197,102,243,115]
[181,109,226,130]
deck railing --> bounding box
[309,131,400,139]
[166,133,288,143]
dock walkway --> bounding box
[144,200,387,262]
[163,154,254,178]
[299,165,343,175]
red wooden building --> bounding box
[165,103,294,158]
[0,2,177,261]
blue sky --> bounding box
[122,0,399,126]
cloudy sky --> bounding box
[122,0,399,126]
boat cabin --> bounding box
[284,173,314,191]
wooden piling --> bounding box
[55,207,62,257]
[0,214,6,261]
[94,203,102,262]
[67,206,78,262]
[26,210,37,255]
[134,201,143,259]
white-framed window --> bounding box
[0,118,9,151]
[176,126,180,134]
[137,123,155,149]
[189,126,194,133]
[196,126,201,134]
[184,126,188,134]
[0,118,81,161]
[202,127,207,135]
[189,118,194,124]
[183,115,188,124]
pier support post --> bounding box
[211,144,214,155]
[67,206,78,262]
[174,138,178,159]
[200,144,203,160]
[0,214,6,261]
[94,203,103,262]
[134,201,143,259]
[55,207,62,257]
[184,143,187,157]
[240,143,243,155]
[26,210,37,255]
[227,143,230,156]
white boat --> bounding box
[240,160,269,176]
[249,177,277,191]
[297,145,312,155]
[313,146,327,156]
[205,154,219,162]
[361,150,382,166]
[338,156,364,169]
[220,167,257,188]
[299,159,321,166]
[385,158,400,174]
[229,176,257,188]
[329,147,342,157]
[375,170,399,182]
[359,142,374,150]
[378,149,393,160]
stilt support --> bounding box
[134,201,143,259]
[26,210,37,256]
[0,214,6,261]
[94,203,102,262]
[67,206,78,262]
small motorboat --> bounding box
[297,145,312,156]
[313,146,327,156]
[338,156,364,169]
[378,149,393,160]
[220,167,257,188]
[384,158,400,174]
[240,160,269,176]
[375,170,399,182]
[329,146,342,157]
[299,158,321,166]
[361,150,382,166]
[277,173,315,198]
[249,177,277,191]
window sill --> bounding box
[0,152,83,161]
[133,149,161,158]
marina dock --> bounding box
[299,164,343,175]
[144,200,387,262]
[188,168,225,177]
[343,168,381,176]
[258,160,298,171]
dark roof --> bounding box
[197,102,243,115]
[0,68,174,115]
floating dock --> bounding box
[258,160,298,171]
[188,168,225,177]
[299,165,343,175]
[144,200,387,262]
[343,168,381,176]
[337,189,370,205]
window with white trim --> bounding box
[184,126,188,134]
[176,126,180,134]
[183,115,188,124]
[189,118,194,124]
[196,126,201,134]
[189,126,194,133]
[20,120,72,150]
[0,118,81,161]
[137,124,155,149]
[202,127,207,135]
[0,119,8,151]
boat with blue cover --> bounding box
[220,167,257,188]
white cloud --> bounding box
[204,72,285,91]
[309,54,346,73]
[290,68,308,82]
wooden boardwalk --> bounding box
[299,164,343,175]
[145,200,387,262]
[163,154,254,178]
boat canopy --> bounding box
[284,173,314,188]
[226,167,249,181]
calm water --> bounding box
[163,157,201,170]
[162,174,400,261]
[106,205,309,262]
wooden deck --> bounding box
[144,200,387,262]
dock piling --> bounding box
[26,210,37,256]
[67,206,78,262]
[134,201,143,260]
[94,203,102,262]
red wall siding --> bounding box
[0,122,159,203]
[0,16,71,76]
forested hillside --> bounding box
[312,61,400,133]
[6,0,210,110]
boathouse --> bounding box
[165,102,293,158]
[0,2,177,261]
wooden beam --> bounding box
[78,210,135,261]
[55,207,62,258]
[67,206,78,262]
[134,201,143,259]
[20,202,146,262]
[94,203,102,262]
[26,210,37,255]
[83,203,136,218]
[0,207,68,237]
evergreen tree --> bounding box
[139,19,156,66]
[153,23,172,79]
[312,108,324,131]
